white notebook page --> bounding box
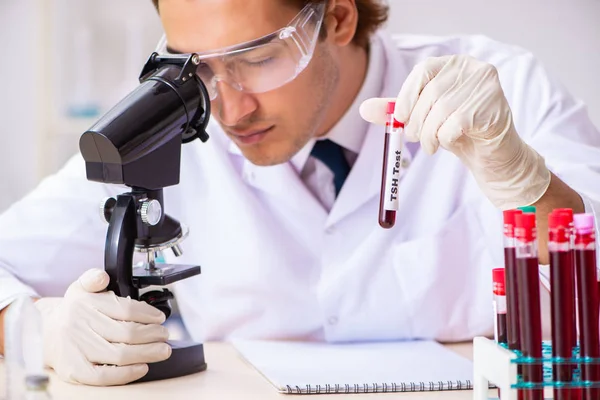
[232,339,474,393]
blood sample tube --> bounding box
[566,207,600,308]
[574,213,600,400]
[504,209,525,400]
[515,212,544,400]
[548,211,576,400]
[554,208,578,365]
[503,210,522,351]
[378,101,404,229]
[493,268,508,344]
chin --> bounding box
[243,154,287,167]
[240,146,296,167]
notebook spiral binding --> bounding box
[285,380,472,394]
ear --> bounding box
[323,0,358,47]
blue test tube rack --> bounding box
[473,336,600,399]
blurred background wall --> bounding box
[0,0,598,212]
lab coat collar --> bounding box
[227,136,326,220]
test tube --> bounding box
[492,268,508,344]
[566,207,600,304]
[553,208,578,367]
[4,296,50,400]
[503,210,522,351]
[515,212,544,400]
[574,213,600,400]
[548,211,576,400]
[503,209,525,400]
[378,101,404,229]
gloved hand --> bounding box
[360,54,551,210]
[34,268,171,386]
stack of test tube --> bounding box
[475,207,600,400]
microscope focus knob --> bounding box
[100,197,117,223]
[140,199,162,226]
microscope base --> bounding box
[134,340,207,383]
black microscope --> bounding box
[79,52,210,382]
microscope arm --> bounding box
[104,194,138,299]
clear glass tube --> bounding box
[4,296,51,400]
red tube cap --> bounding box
[503,209,523,238]
[386,101,396,114]
[503,209,522,225]
[553,208,573,223]
[492,268,505,295]
[515,212,536,241]
[548,212,571,229]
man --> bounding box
[1,0,599,387]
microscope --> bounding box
[79,51,211,382]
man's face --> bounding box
[159,0,339,166]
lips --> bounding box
[228,126,274,145]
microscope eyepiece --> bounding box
[79,53,210,190]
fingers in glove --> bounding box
[418,84,472,155]
[91,293,166,325]
[403,73,460,152]
[89,313,170,345]
[91,363,149,386]
[64,269,110,298]
[83,363,149,386]
[78,268,110,293]
[437,112,469,150]
[86,341,172,367]
[67,269,165,325]
[393,55,453,141]
[358,97,397,125]
[51,341,149,386]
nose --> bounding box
[214,81,258,127]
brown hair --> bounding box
[293,0,389,48]
[150,0,389,48]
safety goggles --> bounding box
[154,1,327,100]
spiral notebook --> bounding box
[232,339,474,394]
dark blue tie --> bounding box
[310,139,351,197]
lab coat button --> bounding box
[325,226,335,235]
[328,316,338,325]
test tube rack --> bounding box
[473,336,600,399]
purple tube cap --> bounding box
[573,213,595,233]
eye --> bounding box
[243,57,274,67]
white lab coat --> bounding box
[1,31,600,344]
